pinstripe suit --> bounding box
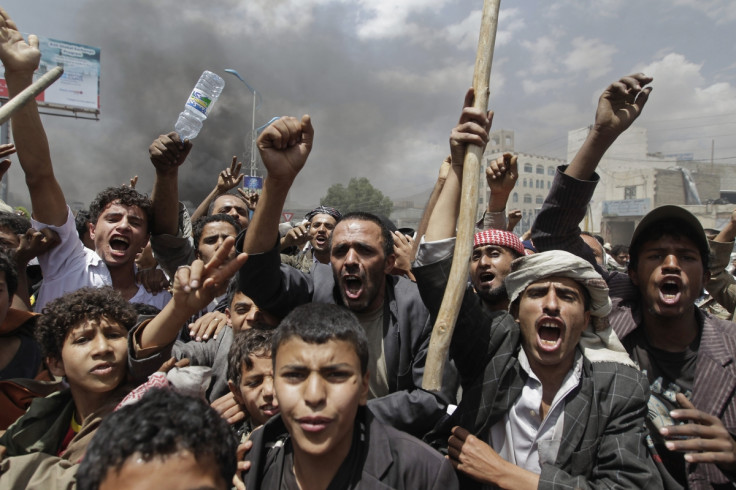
[416,257,661,489]
[532,167,736,489]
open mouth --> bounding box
[478,271,495,288]
[537,320,562,351]
[109,236,130,253]
[343,275,363,300]
[659,279,682,305]
[90,362,115,376]
[314,235,327,246]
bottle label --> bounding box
[186,89,213,115]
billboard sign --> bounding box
[0,35,100,113]
[602,198,651,217]
[244,176,263,191]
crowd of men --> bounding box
[0,6,734,490]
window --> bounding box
[547,181,551,189]
[524,163,532,173]
[524,194,532,203]
[512,193,518,203]
[624,186,636,199]
[536,195,544,204]
[547,166,555,176]
[522,178,527,187]
[536,165,544,174]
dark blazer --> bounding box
[244,407,459,490]
[532,167,736,489]
[416,256,661,489]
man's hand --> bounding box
[233,440,254,489]
[661,393,736,473]
[507,209,522,232]
[189,311,228,342]
[16,227,60,265]
[448,426,538,489]
[280,222,310,250]
[486,153,518,199]
[392,231,415,275]
[172,237,248,312]
[237,188,259,211]
[127,175,138,189]
[157,356,190,373]
[217,156,245,194]
[256,115,313,183]
[449,88,493,167]
[448,426,506,485]
[0,143,16,181]
[592,73,652,142]
[136,267,169,295]
[0,8,40,76]
[211,392,246,425]
[149,132,193,175]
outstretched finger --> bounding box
[230,155,238,173]
[0,143,16,158]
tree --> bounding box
[320,177,393,217]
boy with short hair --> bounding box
[227,328,279,441]
[76,388,237,490]
[244,303,458,489]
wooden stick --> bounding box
[423,0,501,391]
[0,65,64,126]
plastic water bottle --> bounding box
[174,70,225,141]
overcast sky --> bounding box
[2,0,735,210]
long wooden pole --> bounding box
[423,0,501,391]
[0,65,64,126]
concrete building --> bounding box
[481,130,565,234]
[568,125,732,246]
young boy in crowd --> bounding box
[76,388,237,490]
[0,287,163,487]
[227,328,278,441]
[243,303,458,489]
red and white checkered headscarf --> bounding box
[473,229,525,256]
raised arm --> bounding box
[480,152,518,231]
[0,9,65,225]
[566,73,652,180]
[191,156,244,222]
[148,132,192,236]
[244,115,313,254]
[424,88,492,242]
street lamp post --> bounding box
[224,68,261,177]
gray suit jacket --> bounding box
[416,256,661,489]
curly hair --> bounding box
[0,212,30,236]
[227,328,274,385]
[88,187,152,232]
[36,287,138,360]
[76,388,237,490]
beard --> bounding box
[477,284,508,307]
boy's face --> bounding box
[90,201,149,270]
[228,354,279,426]
[226,291,279,333]
[99,450,226,490]
[48,317,128,398]
[274,337,369,464]
[196,221,238,264]
[629,234,707,319]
